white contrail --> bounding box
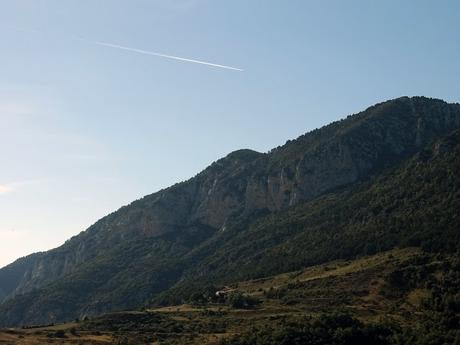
[87,39,244,72]
[8,26,244,71]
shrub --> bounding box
[227,292,260,309]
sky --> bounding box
[0,0,459,268]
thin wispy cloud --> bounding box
[0,180,43,196]
[0,101,33,116]
[0,185,12,195]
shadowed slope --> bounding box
[0,97,459,326]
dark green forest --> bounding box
[0,97,459,339]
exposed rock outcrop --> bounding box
[0,96,459,326]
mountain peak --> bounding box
[1,97,459,327]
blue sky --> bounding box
[0,0,459,267]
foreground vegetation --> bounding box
[1,248,458,344]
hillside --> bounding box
[1,248,458,344]
[0,96,459,327]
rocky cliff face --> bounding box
[1,96,459,326]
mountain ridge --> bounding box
[1,96,459,326]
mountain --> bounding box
[0,96,459,326]
[1,247,458,344]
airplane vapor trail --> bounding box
[8,26,244,71]
[87,40,244,72]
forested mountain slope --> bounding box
[0,96,459,326]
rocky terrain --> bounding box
[0,96,459,327]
